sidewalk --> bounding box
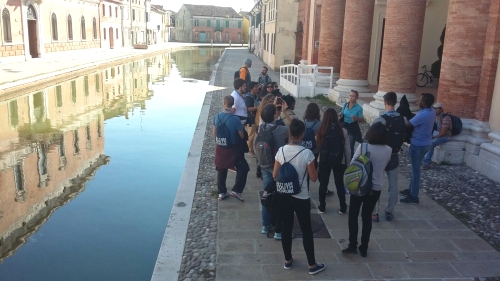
[0,42,245,95]
[216,50,500,280]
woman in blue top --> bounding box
[339,90,364,156]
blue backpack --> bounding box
[302,120,318,150]
[276,148,307,195]
[215,115,236,147]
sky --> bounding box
[157,0,255,13]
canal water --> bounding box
[0,47,225,281]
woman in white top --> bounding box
[342,122,392,257]
[273,119,325,275]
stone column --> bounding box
[367,0,427,116]
[318,0,345,84]
[330,0,374,103]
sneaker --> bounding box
[308,263,325,275]
[399,189,411,197]
[358,246,368,257]
[341,246,358,255]
[230,191,244,202]
[385,212,394,221]
[339,208,347,215]
[400,196,419,204]
[325,190,335,197]
[318,205,325,214]
[284,259,293,269]
[248,151,256,158]
[261,226,269,234]
[422,163,431,170]
[372,214,379,222]
[218,193,229,201]
[274,233,282,240]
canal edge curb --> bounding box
[150,49,227,281]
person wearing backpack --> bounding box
[234,58,252,87]
[342,122,392,257]
[422,102,453,170]
[258,66,273,86]
[255,103,289,238]
[273,119,325,275]
[316,108,351,214]
[303,103,335,197]
[213,96,245,201]
[370,92,408,222]
[399,93,436,204]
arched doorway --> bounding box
[295,21,304,64]
[27,5,38,58]
[214,31,221,43]
[109,27,114,49]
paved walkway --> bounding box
[216,49,500,280]
[0,42,245,94]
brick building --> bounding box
[295,0,500,182]
[174,4,243,43]
[0,0,100,63]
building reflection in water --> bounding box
[0,48,223,265]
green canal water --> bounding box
[0,47,225,281]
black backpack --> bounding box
[320,126,345,163]
[234,67,246,80]
[302,121,318,150]
[215,115,236,147]
[381,114,406,153]
[442,113,462,136]
[276,148,307,195]
[254,125,276,169]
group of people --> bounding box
[213,58,449,274]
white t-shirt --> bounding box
[275,145,315,200]
[231,90,247,119]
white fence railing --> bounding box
[279,64,334,98]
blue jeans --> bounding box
[261,168,274,227]
[408,144,431,198]
[424,137,450,164]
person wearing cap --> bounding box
[239,58,252,87]
[422,102,452,169]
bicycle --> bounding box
[416,65,433,87]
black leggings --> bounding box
[348,190,381,249]
[281,196,316,266]
[216,152,249,194]
[318,161,347,211]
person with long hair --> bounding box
[273,119,325,275]
[303,103,334,197]
[260,82,274,98]
[315,108,351,214]
[342,122,392,257]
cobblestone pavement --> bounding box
[180,49,500,281]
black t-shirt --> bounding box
[244,94,258,125]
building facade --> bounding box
[100,0,123,49]
[174,4,243,43]
[0,0,100,63]
[149,4,166,44]
[129,0,146,44]
[294,0,500,183]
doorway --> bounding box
[200,32,206,43]
[109,27,114,49]
[27,5,38,58]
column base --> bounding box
[465,129,500,183]
[328,78,372,105]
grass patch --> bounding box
[308,95,337,107]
